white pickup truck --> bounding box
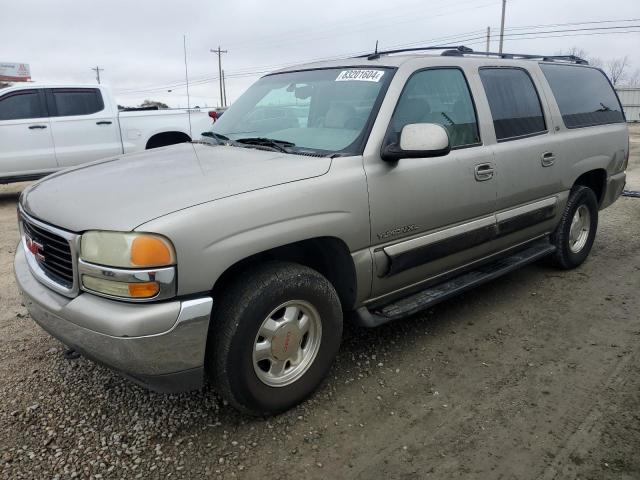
[0,83,214,183]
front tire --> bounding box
[208,262,343,416]
[550,185,599,269]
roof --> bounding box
[272,46,590,75]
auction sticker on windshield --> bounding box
[336,70,385,82]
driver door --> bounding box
[364,67,497,299]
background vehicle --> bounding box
[0,83,214,182]
[14,47,628,416]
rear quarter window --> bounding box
[51,88,104,116]
[539,64,624,128]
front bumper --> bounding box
[14,243,213,393]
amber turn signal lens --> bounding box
[130,236,174,267]
[128,282,160,298]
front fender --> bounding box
[136,157,371,296]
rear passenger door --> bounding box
[0,89,57,176]
[47,88,121,167]
[479,67,561,242]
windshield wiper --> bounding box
[201,131,231,144]
[235,137,295,153]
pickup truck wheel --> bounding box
[550,185,598,269]
[208,262,342,416]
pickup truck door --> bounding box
[0,88,57,177]
[46,88,122,167]
[364,67,497,299]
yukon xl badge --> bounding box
[377,224,420,240]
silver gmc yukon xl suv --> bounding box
[14,47,628,415]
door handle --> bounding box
[96,121,112,125]
[474,163,494,181]
[28,125,47,130]
[541,152,556,167]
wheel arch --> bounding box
[573,168,607,206]
[211,236,358,311]
[145,130,191,149]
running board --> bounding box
[354,240,556,328]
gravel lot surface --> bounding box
[1,125,639,480]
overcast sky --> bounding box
[2,0,639,108]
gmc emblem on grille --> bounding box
[25,235,45,262]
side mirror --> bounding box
[381,123,451,162]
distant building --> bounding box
[617,88,640,122]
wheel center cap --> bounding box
[271,324,301,361]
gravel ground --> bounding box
[1,125,639,480]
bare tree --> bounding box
[588,57,603,68]
[624,69,640,87]
[564,46,588,59]
[557,46,602,67]
[605,56,630,86]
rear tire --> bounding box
[208,261,342,416]
[550,185,598,269]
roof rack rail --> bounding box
[466,50,589,65]
[357,45,588,65]
[355,45,473,61]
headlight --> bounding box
[81,231,176,268]
[79,231,176,300]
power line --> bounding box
[502,17,640,32]
[496,24,640,38]
[477,29,640,44]
[228,0,497,52]
[115,20,640,96]
[115,28,490,95]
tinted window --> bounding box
[389,68,480,148]
[52,88,103,116]
[479,68,546,141]
[540,64,624,128]
[0,90,45,120]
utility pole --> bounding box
[91,66,103,84]
[498,0,507,54]
[210,46,228,108]
[222,69,227,107]
[485,26,491,54]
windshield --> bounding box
[211,67,393,155]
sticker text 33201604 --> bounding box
[335,70,385,82]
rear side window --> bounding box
[0,90,45,120]
[389,68,480,148]
[479,68,546,141]
[52,88,104,116]
[540,64,624,128]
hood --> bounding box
[22,143,331,232]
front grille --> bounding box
[21,217,74,288]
